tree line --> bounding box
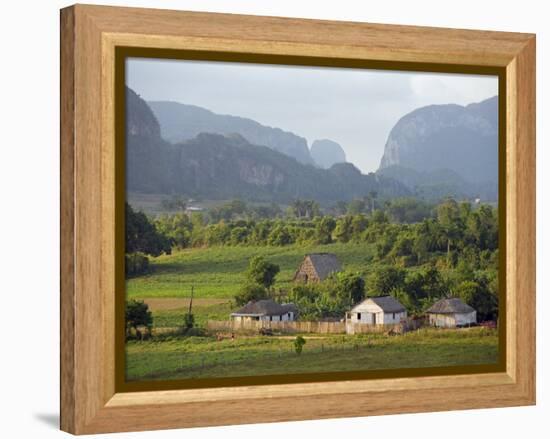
[126,197,499,321]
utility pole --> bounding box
[188,285,194,315]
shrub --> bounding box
[294,335,306,355]
[125,299,153,340]
[125,252,150,277]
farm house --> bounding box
[230,299,298,322]
[426,298,477,328]
[293,253,342,283]
[347,296,407,325]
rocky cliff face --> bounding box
[148,101,315,165]
[126,87,161,139]
[310,139,347,168]
[378,96,498,184]
[377,96,498,200]
[126,88,410,203]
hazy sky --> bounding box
[127,58,498,173]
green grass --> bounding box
[126,327,499,381]
[125,243,499,381]
[126,242,377,299]
[152,301,233,328]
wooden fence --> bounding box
[206,319,415,335]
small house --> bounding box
[293,253,342,283]
[230,299,298,323]
[426,298,476,328]
[347,296,407,325]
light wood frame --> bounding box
[60,4,536,434]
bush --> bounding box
[125,299,153,340]
[125,252,150,277]
[294,335,306,355]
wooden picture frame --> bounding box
[60,4,536,434]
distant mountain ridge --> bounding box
[378,96,498,200]
[126,87,409,203]
[148,100,315,165]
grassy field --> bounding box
[145,298,233,328]
[127,242,377,299]
[126,327,499,381]
[126,243,499,381]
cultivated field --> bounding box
[126,242,377,299]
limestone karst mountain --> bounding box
[310,139,347,169]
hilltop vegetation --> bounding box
[126,196,499,321]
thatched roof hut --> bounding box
[293,253,342,282]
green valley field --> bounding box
[125,242,499,382]
[126,327,498,381]
[127,242,377,300]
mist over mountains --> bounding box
[377,96,498,200]
[148,100,315,165]
[127,87,498,204]
[126,88,408,203]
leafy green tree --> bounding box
[234,283,269,306]
[155,213,193,249]
[249,221,272,245]
[455,279,498,321]
[371,209,388,224]
[315,216,336,244]
[404,265,448,304]
[390,231,414,259]
[366,266,406,296]
[390,288,417,314]
[333,271,366,307]
[334,215,353,243]
[126,203,171,256]
[246,256,280,288]
[375,226,398,259]
[412,229,430,263]
[125,299,153,340]
[350,215,369,240]
[437,198,464,264]
[230,226,249,245]
[205,221,231,246]
[267,224,293,246]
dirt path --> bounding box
[143,297,231,311]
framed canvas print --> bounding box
[60,4,536,435]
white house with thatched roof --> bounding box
[347,296,407,325]
[230,299,297,323]
[293,253,342,283]
[426,298,476,328]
